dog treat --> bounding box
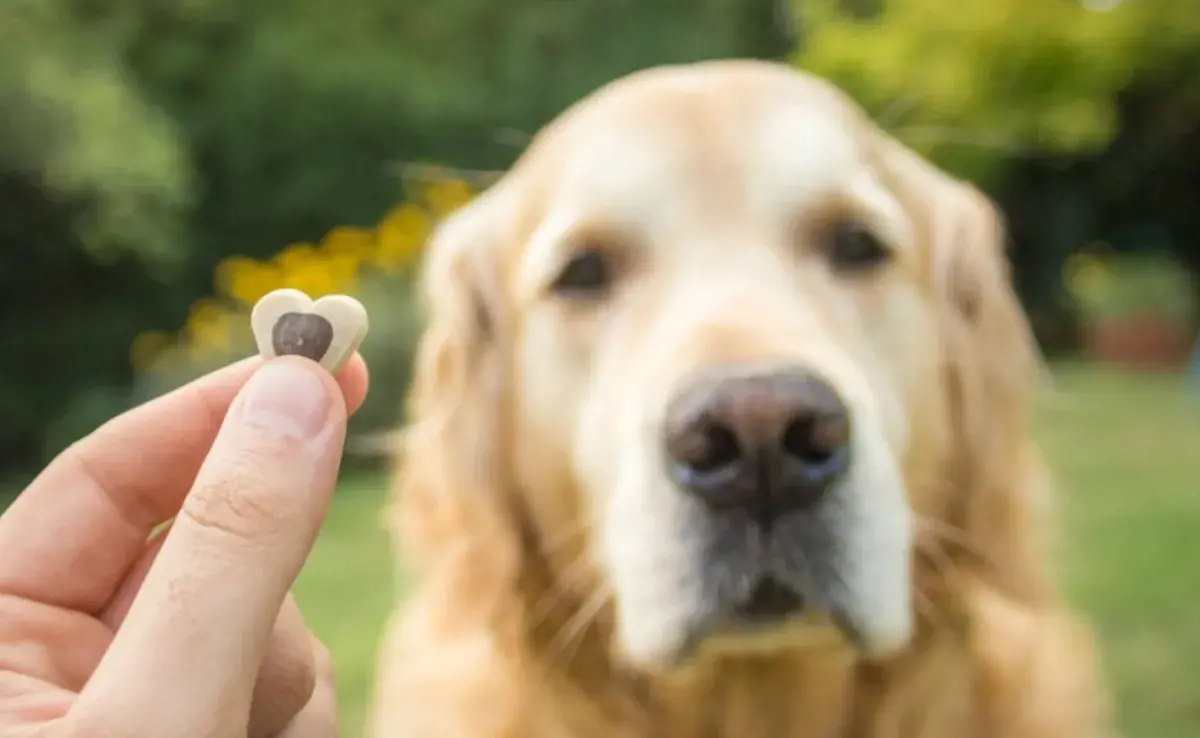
[250,288,369,373]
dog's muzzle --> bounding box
[659,362,896,640]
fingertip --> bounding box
[245,354,366,422]
[334,352,369,415]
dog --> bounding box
[367,59,1108,738]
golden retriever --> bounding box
[368,59,1108,738]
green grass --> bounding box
[1037,366,1200,737]
[290,365,1200,736]
[292,474,395,735]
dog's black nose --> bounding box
[663,365,851,526]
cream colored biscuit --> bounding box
[250,288,368,373]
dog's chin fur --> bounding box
[601,425,913,671]
[368,60,1108,738]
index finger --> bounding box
[0,353,369,613]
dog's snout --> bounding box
[663,366,851,524]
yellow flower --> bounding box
[373,203,432,271]
[271,244,336,297]
[286,260,340,297]
[275,243,322,273]
[423,178,474,218]
[323,252,361,295]
[130,330,172,373]
[168,188,479,372]
[185,299,236,355]
[216,256,282,306]
[152,343,188,374]
[320,226,373,267]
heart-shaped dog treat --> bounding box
[251,288,369,373]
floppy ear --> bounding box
[932,177,1053,604]
[873,134,1052,605]
[390,184,525,589]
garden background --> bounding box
[3,0,1199,736]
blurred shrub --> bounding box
[1066,251,1196,323]
[0,2,195,271]
[794,0,1200,183]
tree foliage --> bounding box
[794,0,1200,181]
[0,2,193,271]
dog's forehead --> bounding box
[505,64,913,297]
[521,66,868,225]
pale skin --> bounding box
[0,354,369,738]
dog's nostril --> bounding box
[665,366,853,519]
[781,412,850,464]
[674,421,742,474]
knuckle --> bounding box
[311,638,335,681]
[251,666,317,737]
[250,634,318,738]
[181,447,302,543]
[292,657,319,711]
[272,625,319,698]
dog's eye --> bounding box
[551,249,613,298]
[824,221,891,273]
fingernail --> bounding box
[241,360,332,440]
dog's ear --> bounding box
[392,183,524,588]
[932,179,1053,603]
[873,134,1051,604]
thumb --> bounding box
[74,357,347,738]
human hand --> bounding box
[0,354,369,737]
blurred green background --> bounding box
[2,0,1199,736]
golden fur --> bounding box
[368,60,1108,738]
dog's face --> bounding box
[405,61,1037,673]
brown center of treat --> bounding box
[271,312,334,362]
